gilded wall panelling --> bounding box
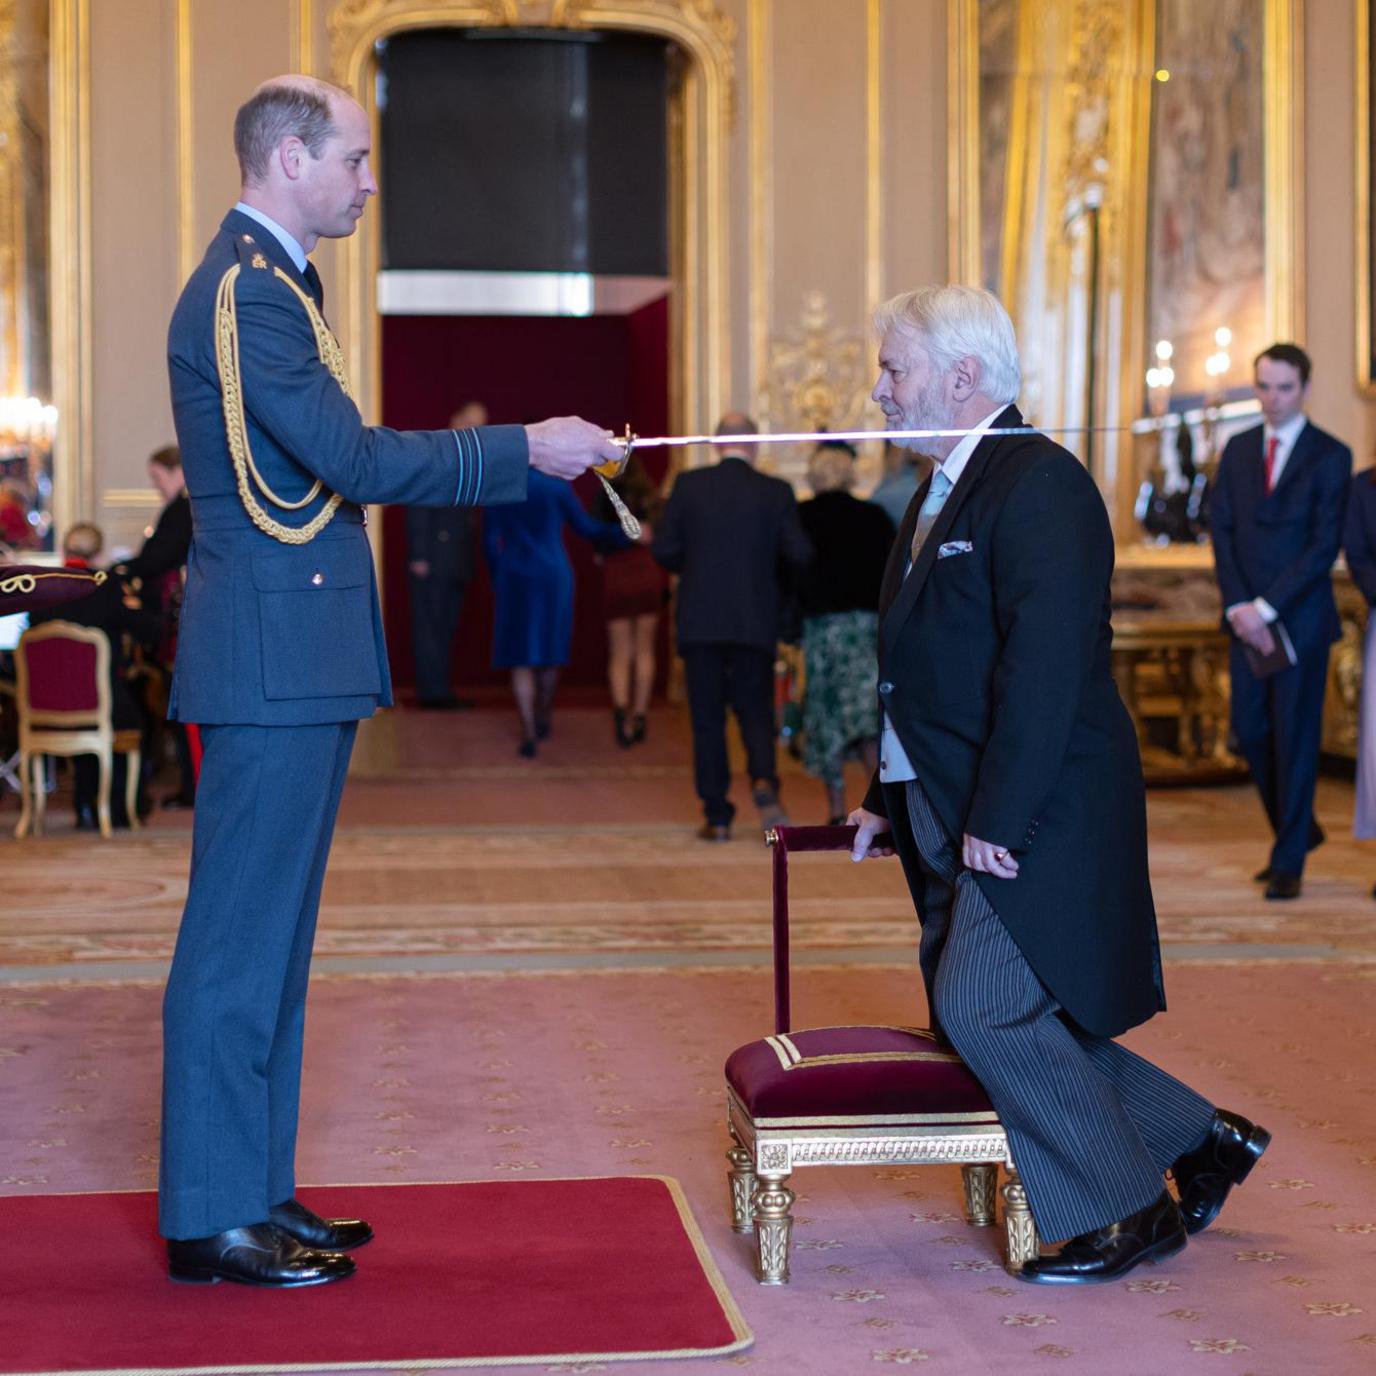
[49,0,92,533]
[327,0,735,435]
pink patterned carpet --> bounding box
[1,702,1375,1374]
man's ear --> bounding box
[952,355,982,402]
[278,136,305,182]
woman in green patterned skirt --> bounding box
[797,443,897,822]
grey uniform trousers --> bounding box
[159,720,357,1239]
[888,778,1215,1242]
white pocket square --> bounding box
[937,540,973,559]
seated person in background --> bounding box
[797,441,895,822]
[115,444,196,809]
[30,522,161,829]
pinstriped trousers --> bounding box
[898,779,1216,1242]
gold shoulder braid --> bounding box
[214,263,349,545]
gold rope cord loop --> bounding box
[214,263,345,546]
[0,570,107,596]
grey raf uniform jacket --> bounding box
[167,210,528,725]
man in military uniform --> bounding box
[160,76,620,1288]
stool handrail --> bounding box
[765,823,895,1034]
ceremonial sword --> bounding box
[591,422,1138,537]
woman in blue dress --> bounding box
[484,468,626,755]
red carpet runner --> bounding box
[0,1177,752,1373]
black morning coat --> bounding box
[861,406,1165,1039]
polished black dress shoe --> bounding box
[1265,874,1301,900]
[698,823,731,842]
[269,1197,373,1251]
[1253,865,1272,883]
[1170,1109,1272,1235]
[1018,1191,1186,1285]
[167,1223,354,1287]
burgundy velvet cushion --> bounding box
[23,636,100,713]
[726,1025,997,1128]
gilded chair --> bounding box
[724,824,1040,1283]
[14,621,141,839]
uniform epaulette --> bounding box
[231,231,272,275]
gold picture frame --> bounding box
[1358,0,1376,393]
[947,0,1302,539]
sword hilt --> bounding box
[594,423,637,480]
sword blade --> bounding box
[629,424,1123,448]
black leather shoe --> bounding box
[1170,1109,1272,1235]
[1019,1191,1186,1285]
[698,823,731,842]
[269,1197,373,1251]
[1265,874,1301,900]
[1253,865,1272,883]
[167,1223,354,1287]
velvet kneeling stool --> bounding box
[723,827,1041,1284]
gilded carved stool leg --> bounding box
[961,1163,997,1227]
[753,1172,796,1285]
[727,1145,757,1233]
[1001,1168,1039,1273]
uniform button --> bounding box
[311,572,324,586]
[878,681,894,695]
[881,760,888,770]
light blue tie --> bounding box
[909,467,953,563]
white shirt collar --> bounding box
[233,201,309,274]
[1265,412,1307,452]
[935,405,1008,488]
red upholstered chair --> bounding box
[724,825,1039,1283]
[13,621,141,840]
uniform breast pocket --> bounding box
[252,540,383,700]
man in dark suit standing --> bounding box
[849,286,1269,1284]
[406,401,485,709]
[1210,345,1351,900]
[652,413,813,840]
[161,75,620,1289]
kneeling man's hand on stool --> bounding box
[849,807,895,862]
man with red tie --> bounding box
[1210,344,1351,900]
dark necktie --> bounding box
[303,261,324,312]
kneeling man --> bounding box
[850,285,1269,1283]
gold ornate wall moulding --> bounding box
[949,0,1302,545]
[48,0,92,536]
[764,291,878,483]
[328,0,734,437]
[329,0,735,117]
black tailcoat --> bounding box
[862,407,1164,1038]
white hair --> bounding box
[873,285,1021,406]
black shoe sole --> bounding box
[168,1264,354,1287]
[1182,1126,1272,1236]
[1018,1229,1187,1285]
